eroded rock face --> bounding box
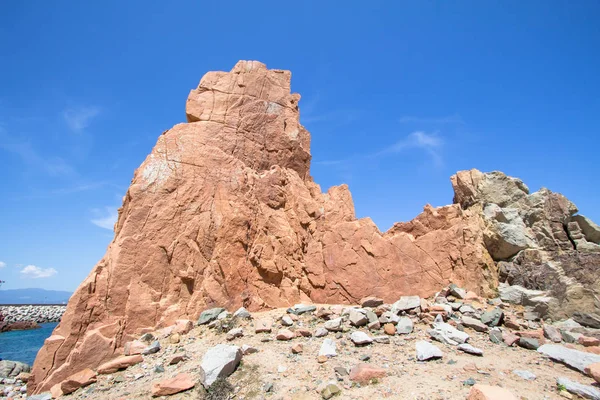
[28,61,599,394]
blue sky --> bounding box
[1,1,599,291]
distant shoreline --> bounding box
[0,304,67,325]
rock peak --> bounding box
[28,62,600,394]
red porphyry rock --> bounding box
[124,340,146,356]
[97,355,143,374]
[151,373,195,397]
[28,61,499,394]
[50,368,97,397]
[502,332,520,347]
[579,336,600,347]
[585,362,600,383]
[467,384,518,400]
[349,363,387,384]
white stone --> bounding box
[318,339,337,357]
[200,344,243,387]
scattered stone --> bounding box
[373,336,391,344]
[350,331,373,345]
[429,322,469,345]
[538,344,600,373]
[0,360,30,378]
[360,296,384,308]
[142,340,161,355]
[217,310,230,320]
[321,383,341,399]
[585,363,600,384]
[50,368,97,397]
[151,373,195,397]
[562,331,583,344]
[200,344,242,387]
[513,370,536,380]
[391,296,421,314]
[556,377,600,400]
[226,327,244,341]
[449,284,467,299]
[458,343,483,356]
[288,304,317,315]
[255,319,273,333]
[367,320,381,330]
[416,340,443,361]
[462,316,489,332]
[315,327,328,337]
[317,355,328,363]
[573,312,600,329]
[198,307,225,325]
[233,307,251,319]
[276,329,295,341]
[291,343,303,354]
[165,353,185,366]
[489,328,503,345]
[169,333,181,344]
[296,328,312,337]
[467,384,518,400]
[97,355,143,374]
[154,365,165,373]
[518,337,540,350]
[543,325,563,343]
[349,363,386,384]
[241,344,258,355]
[324,318,343,332]
[263,382,273,392]
[334,366,348,376]
[124,340,146,356]
[580,336,600,347]
[396,316,413,334]
[383,323,396,335]
[480,308,504,326]
[281,315,294,326]
[319,339,337,357]
[502,331,520,346]
[463,378,477,386]
[349,309,369,327]
[140,333,155,343]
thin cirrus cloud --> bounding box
[0,261,6,268]
[91,207,118,230]
[63,106,101,132]
[315,130,444,167]
[20,265,58,279]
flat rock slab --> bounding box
[416,340,443,361]
[538,344,600,373]
[458,343,483,356]
[396,316,414,334]
[513,370,536,380]
[200,344,242,387]
[557,377,600,400]
[151,373,196,397]
[429,322,470,345]
[97,355,143,374]
[50,368,97,397]
[350,331,373,345]
[391,296,421,313]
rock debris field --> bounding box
[6,284,600,399]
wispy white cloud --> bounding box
[91,207,118,230]
[63,106,101,132]
[20,265,57,279]
[399,114,464,125]
[0,261,6,268]
[383,131,444,165]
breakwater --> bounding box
[0,305,66,324]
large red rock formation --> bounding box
[30,61,599,393]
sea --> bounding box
[0,322,58,366]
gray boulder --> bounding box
[391,296,420,314]
[429,322,469,345]
[457,343,483,356]
[0,360,30,378]
[350,331,373,345]
[416,340,443,361]
[396,316,413,334]
[198,307,225,325]
[319,338,337,357]
[538,344,600,373]
[348,309,368,327]
[200,344,242,387]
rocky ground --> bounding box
[6,285,600,400]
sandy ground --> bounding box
[57,305,597,400]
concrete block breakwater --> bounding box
[0,305,66,323]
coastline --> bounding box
[0,305,66,324]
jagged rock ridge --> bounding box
[29,61,600,394]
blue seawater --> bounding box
[0,322,58,366]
